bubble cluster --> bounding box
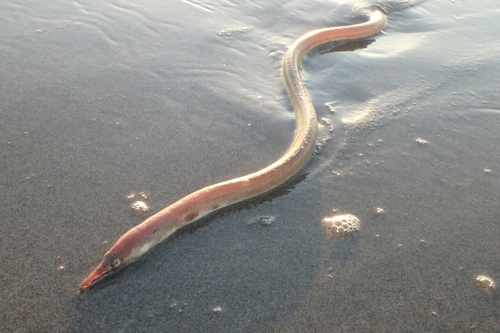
[258,216,275,226]
[127,191,151,214]
[320,117,334,132]
[322,214,360,237]
[475,275,496,294]
[217,27,254,37]
[248,216,276,226]
[131,200,149,214]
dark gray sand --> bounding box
[1,0,499,332]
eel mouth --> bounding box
[80,265,110,291]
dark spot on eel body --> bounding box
[185,212,199,222]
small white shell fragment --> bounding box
[416,138,428,145]
[322,214,360,237]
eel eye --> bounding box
[112,258,121,268]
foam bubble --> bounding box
[475,275,496,294]
[322,214,360,237]
[131,200,149,214]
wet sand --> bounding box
[1,0,499,332]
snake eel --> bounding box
[81,8,386,290]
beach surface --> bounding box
[1,0,499,332]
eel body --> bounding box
[80,8,386,290]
